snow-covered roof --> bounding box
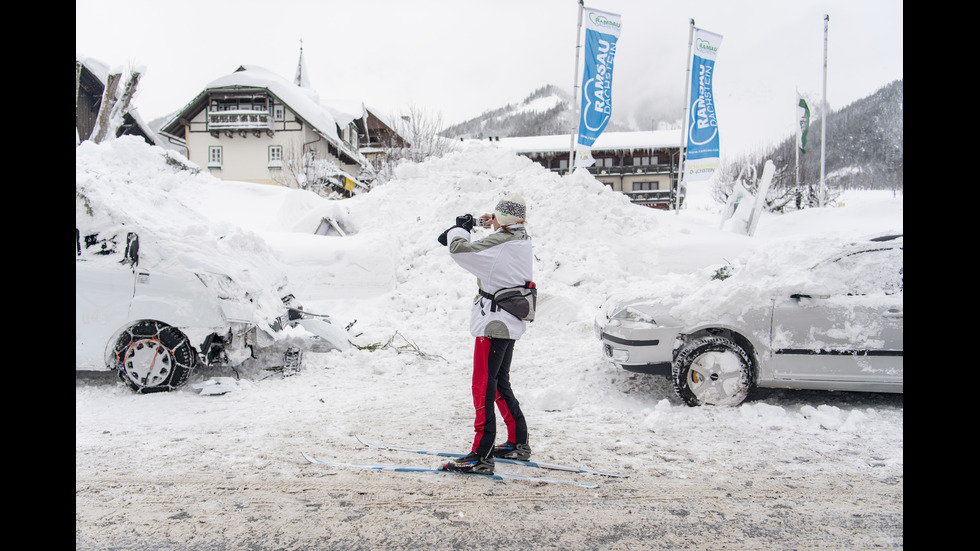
[161,65,369,164]
[77,55,110,84]
[321,98,366,127]
[205,65,343,145]
[364,107,394,127]
[76,54,160,146]
[495,130,682,153]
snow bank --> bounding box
[75,138,299,330]
[77,136,903,353]
[76,135,902,335]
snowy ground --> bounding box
[76,138,903,550]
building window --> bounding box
[208,146,222,168]
[209,95,269,112]
[347,122,359,149]
[273,105,285,121]
[633,182,658,191]
[268,145,283,168]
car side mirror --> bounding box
[122,232,140,268]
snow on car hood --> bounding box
[601,235,903,329]
[75,137,294,332]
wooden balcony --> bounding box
[207,109,275,133]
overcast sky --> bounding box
[76,0,902,158]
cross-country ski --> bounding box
[301,452,599,488]
[354,435,629,478]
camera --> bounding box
[476,215,492,228]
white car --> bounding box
[595,235,903,406]
[76,225,349,393]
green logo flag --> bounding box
[797,94,811,153]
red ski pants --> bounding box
[471,337,527,457]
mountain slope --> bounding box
[442,84,638,139]
[761,79,903,190]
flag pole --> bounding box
[819,14,829,207]
[569,0,584,174]
[795,89,800,192]
[676,18,694,213]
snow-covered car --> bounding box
[76,225,349,393]
[595,235,903,406]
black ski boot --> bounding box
[442,452,495,474]
[492,441,531,461]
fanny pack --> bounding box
[479,282,537,322]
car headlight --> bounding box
[195,272,249,302]
[610,347,630,363]
[609,306,657,326]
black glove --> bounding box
[438,215,475,246]
[455,214,475,231]
[437,228,451,246]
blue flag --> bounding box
[685,28,723,181]
[575,7,621,168]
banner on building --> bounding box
[796,93,811,153]
[684,28,723,181]
[575,7,622,168]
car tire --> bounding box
[672,335,753,407]
[109,320,196,393]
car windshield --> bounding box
[811,246,903,296]
[76,228,139,267]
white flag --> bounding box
[796,94,811,153]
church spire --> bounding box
[294,39,311,89]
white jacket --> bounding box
[447,224,533,340]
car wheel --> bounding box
[109,320,196,393]
[672,335,753,407]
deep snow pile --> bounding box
[76,137,902,344]
[76,138,305,334]
[76,137,903,484]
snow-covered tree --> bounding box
[371,105,457,184]
[719,80,902,209]
[92,67,142,144]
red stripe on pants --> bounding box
[496,390,516,442]
[471,337,525,456]
[471,337,491,453]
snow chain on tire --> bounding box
[111,320,196,393]
[671,334,753,407]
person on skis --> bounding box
[436,193,533,475]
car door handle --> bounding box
[883,309,903,319]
